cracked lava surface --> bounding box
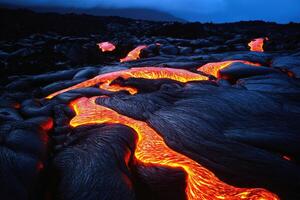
[47,66,279,200]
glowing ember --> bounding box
[97,42,116,52]
[120,45,147,62]
[197,60,261,77]
[46,67,208,99]
[283,156,291,161]
[248,38,268,52]
[40,118,54,131]
[69,96,279,200]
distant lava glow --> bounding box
[283,155,291,161]
[97,42,116,52]
[46,67,208,99]
[120,45,147,62]
[248,38,268,52]
[69,96,279,200]
[197,60,261,77]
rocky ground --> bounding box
[0,8,300,200]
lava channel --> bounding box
[120,45,147,62]
[248,38,268,52]
[68,96,279,200]
[97,42,116,52]
[46,67,208,99]
[197,60,261,77]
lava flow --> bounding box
[68,96,279,200]
[46,67,208,99]
[197,60,261,77]
[120,45,147,62]
[97,42,116,52]
[248,38,268,52]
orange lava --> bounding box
[46,67,208,99]
[97,42,116,52]
[197,60,261,77]
[69,96,279,200]
[120,45,147,62]
[248,38,268,52]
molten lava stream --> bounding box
[120,45,147,62]
[69,97,279,200]
[197,60,261,77]
[248,38,268,52]
[46,67,208,99]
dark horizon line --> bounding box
[1,2,299,25]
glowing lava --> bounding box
[248,38,268,52]
[120,45,147,62]
[69,96,279,200]
[283,156,291,161]
[197,60,261,78]
[97,42,116,52]
[46,67,208,99]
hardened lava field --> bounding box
[1,8,300,200]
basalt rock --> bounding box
[160,45,178,55]
[218,62,279,81]
[1,8,300,200]
[51,125,137,200]
[271,55,300,78]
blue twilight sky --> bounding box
[1,0,300,23]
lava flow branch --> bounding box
[68,96,279,200]
[248,38,268,52]
[120,45,147,62]
[197,60,261,77]
[46,67,209,99]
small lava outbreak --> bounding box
[97,42,116,52]
[120,45,148,62]
[248,38,268,52]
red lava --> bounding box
[283,156,291,161]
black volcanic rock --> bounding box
[218,62,279,81]
[271,55,300,78]
[160,45,178,55]
[51,124,137,200]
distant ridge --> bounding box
[0,3,185,22]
